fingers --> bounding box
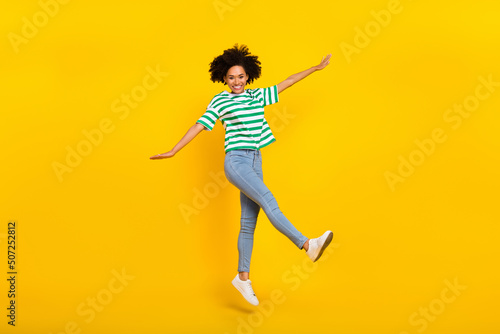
[321,54,332,66]
[150,152,175,159]
[320,54,332,64]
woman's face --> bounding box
[224,65,248,94]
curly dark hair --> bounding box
[209,44,262,85]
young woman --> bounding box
[150,44,333,306]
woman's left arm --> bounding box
[277,54,332,94]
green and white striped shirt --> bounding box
[197,85,279,153]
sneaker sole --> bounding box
[313,231,333,262]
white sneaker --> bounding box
[232,274,259,306]
[306,230,334,262]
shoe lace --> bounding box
[244,281,256,296]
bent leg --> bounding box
[225,153,308,250]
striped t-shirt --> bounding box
[196,85,279,153]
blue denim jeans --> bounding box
[224,149,309,273]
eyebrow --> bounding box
[228,74,245,77]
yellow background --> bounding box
[1,0,499,333]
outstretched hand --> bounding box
[150,151,175,160]
[314,54,332,71]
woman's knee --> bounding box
[240,218,257,232]
[240,226,256,236]
[259,190,279,210]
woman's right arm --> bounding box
[150,123,205,159]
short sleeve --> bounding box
[196,97,220,131]
[260,85,279,107]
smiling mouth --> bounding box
[233,85,243,89]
